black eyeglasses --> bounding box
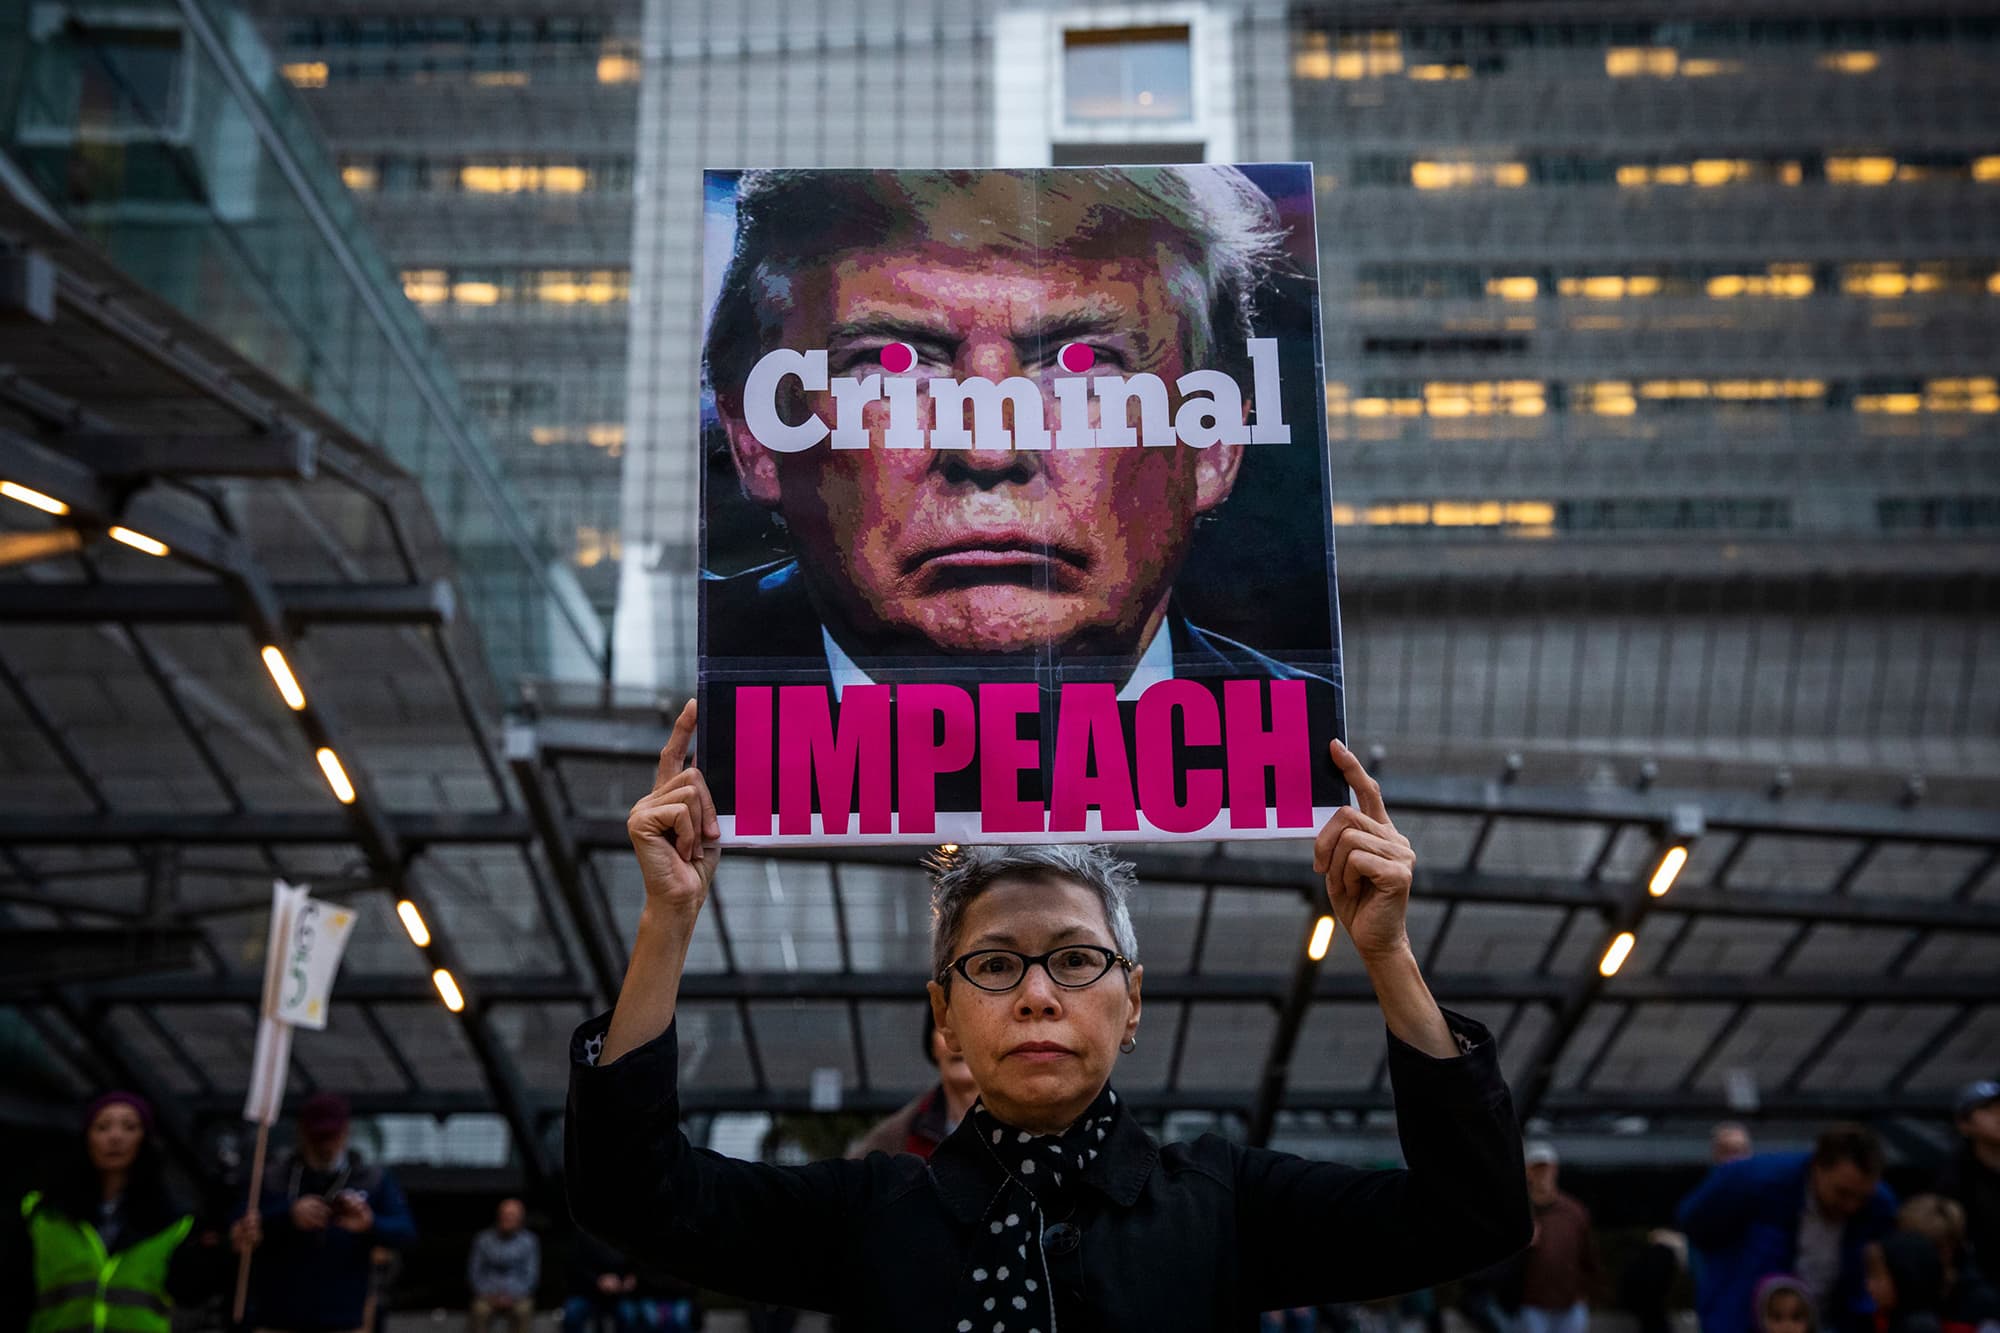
[940,944,1133,993]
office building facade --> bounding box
[620,0,1998,799]
[250,0,643,621]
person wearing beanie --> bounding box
[1,1091,215,1333]
[228,1092,417,1333]
[1755,1275,1819,1333]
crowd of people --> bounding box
[2,1021,1995,1333]
[0,1089,697,1333]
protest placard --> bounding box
[699,165,1343,844]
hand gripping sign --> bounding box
[697,164,1346,844]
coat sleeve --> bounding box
[366,1170,417,1251]
[564,1013,874,1313]
[1676,1161,1757,1248]
[1230,1009,1533,1310]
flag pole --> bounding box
[232,1119,271,1322]
[235,883,296,1324]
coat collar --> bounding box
[926,1090,1159,1223]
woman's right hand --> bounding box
[626,699,720,919]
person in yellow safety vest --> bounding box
[1,1092,208,1333]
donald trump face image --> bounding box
[705,166,1304,690]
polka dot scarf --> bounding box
[953,1086,1121,1333]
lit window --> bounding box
[401,269,448,305]
[574,526,623,568]
[1410,161,1529,190]
[598,42,641,83]
[341,163,377,191]
[1826,156,1898,185]
[1064,26,1192,122]
[473,70,529,88]
[1605,47,1678,78]
[1817,51,1879,74]
[1420,381,1547,418]
[1974,158,2000,182]
[283,61,328,88]
[1294,30,1401,81]
[460,163,591,195]
[453,280,501,306]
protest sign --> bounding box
[699,165,1343,844]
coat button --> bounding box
[1041,1222,1080,1256]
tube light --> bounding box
[315,747,357,804]
[432,968,465,1012]
[1599,931,1637,977]
[1,480,69,515]
[107,526,170,557]
[260,646,307,710]
[1649,845,1690,898]
[396,899,431,948]
[1307,915,1337,962]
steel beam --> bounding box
[0,580,454,626]
[87,969,2000,1008]
[1247,908,1330,1146]
[168,1084,1976,1122]
[60,430,318,480]
[0,927,204,993]
[505,724,626,1005]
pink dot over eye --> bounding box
[1058,343,1096,373]
[880,342,915,374]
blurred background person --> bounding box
[1938,1082,2000,1295]
[846,1007,980,1160]
[1894,1194,2000,1333]
[1517,1142,1599,1333]
[1754,1275,1818,1333]
[229,1092,417,1333]
[468,1197,539,1333]
[1,1092,214,1333]
[1716,1124,1756,1166]
[1865,1233,1947,1333]
[1679,1123,1896,1333]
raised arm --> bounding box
[567,700,870,1312]
[600,699,721,1066]
[1314,739,1454,1057]
[1233,740,1532,1309]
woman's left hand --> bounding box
[1312,740,1417,965]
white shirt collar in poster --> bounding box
[822,622,1175,703]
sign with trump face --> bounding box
[699,164,1344,845]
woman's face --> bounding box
[928,875,1142,1134]
[87,1103,144,1174]
[1763,1290,1811,1333]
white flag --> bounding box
[273,893,358,1031]
[243,881,304,1125]
[242,882,358,1124]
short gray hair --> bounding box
[705,166,1290,400]
[927,845,1140,983]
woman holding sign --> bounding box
[566,701,1530,1330]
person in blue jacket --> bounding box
[1678,1123,1898,1333]
[229,1093,417,1333]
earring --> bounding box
[1119,1035,1138,1053]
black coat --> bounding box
[565,1009,1531,1330]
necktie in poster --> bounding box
[699,165,1344,844]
